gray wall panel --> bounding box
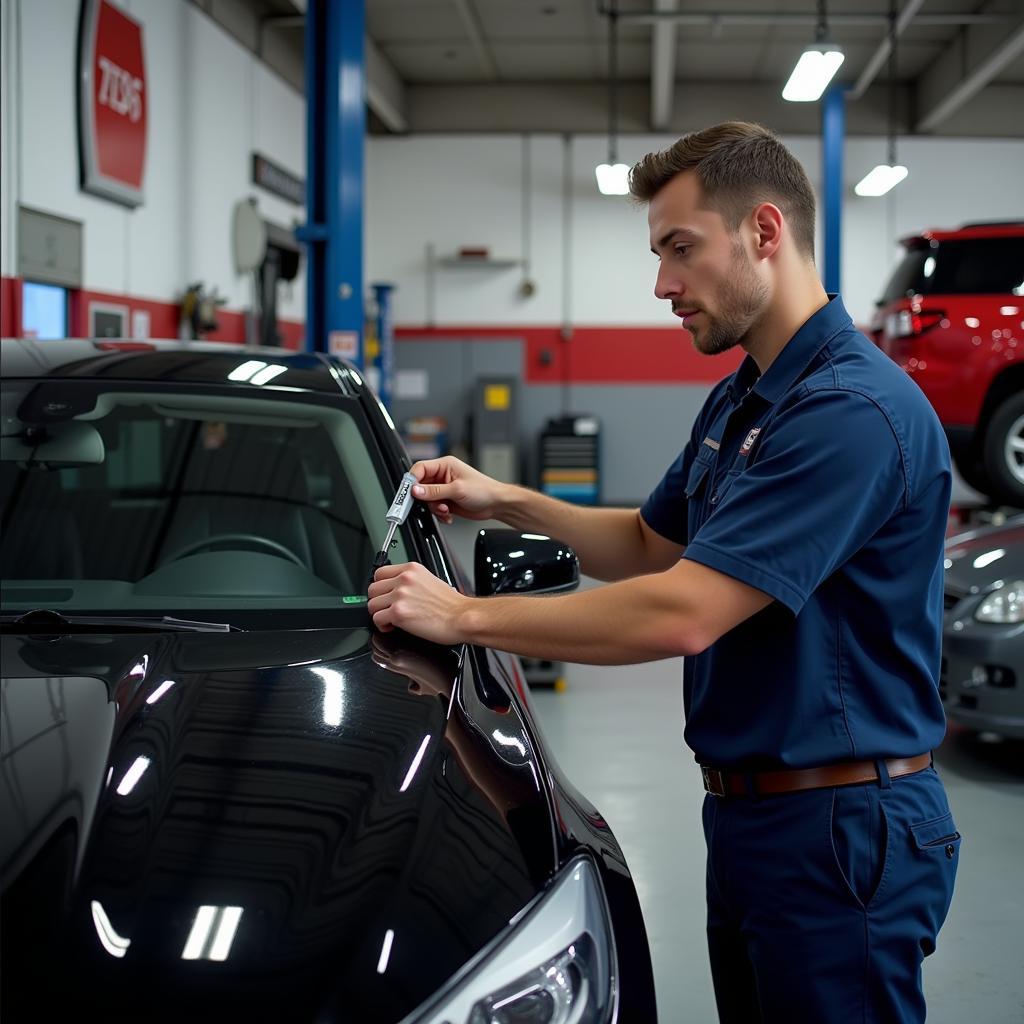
[393,338,713,504]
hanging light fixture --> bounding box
[782,0,845,102]
[855,0,908,196]
[595,1,629,195]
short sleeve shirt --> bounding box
[641,296,951,769]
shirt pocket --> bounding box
[685,457,712,538]
[708,467,742,509]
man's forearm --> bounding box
[496,484,651,581]
[457,569,696,664]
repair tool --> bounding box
[372,471,418,572]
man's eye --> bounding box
[674,246,691,258]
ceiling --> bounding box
[203,0,1024,137]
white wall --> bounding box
[367,132,1024,330]
[1,0,16,279]
[0,0,306,321]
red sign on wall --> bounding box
[78,0,147,207]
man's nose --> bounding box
[654,265,681,301]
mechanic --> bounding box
[368,121,959,1024]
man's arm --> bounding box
[498,486,683,581]
[367,558,772,664]
[410,456,683,581]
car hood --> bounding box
[0,628,555,1022]
[944,518,1024,596]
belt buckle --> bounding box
[702,766,725,797]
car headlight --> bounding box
[974,580,1024,624]
[405,856,616,1024]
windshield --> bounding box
[0,381,409,627]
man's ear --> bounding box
[750,202,784,260]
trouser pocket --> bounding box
[829,784,890,909]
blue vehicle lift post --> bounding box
[300,0,365,360]
[822,85,845,296]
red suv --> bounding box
[871,222,1024,507]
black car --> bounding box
[0,339,657,1023]
[942,513,1024,739]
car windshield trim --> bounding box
[0,611,240,633]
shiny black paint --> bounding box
[474,529,580,597]
[0,339,658,1022]
[1,629,553,1021]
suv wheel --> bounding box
[983,392,1024,508]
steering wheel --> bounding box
[164,533,306,567]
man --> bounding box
[368,122,959,1023]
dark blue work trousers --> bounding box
[702,766,960,1024]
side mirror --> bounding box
[474,529,579,597]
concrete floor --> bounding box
[443,518,1024,1022]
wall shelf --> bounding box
[435,257,522,269]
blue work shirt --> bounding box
[641,295,951,769]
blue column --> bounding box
[822,86,845,295]
[299,0,365,358]
[372,282,395,409]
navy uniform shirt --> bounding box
[641,296,951,770]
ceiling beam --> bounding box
[650,0,677,130]
[916,5,1024,132]
[849,0,925,102]
[451,0,499,80]
[365,34,408,133]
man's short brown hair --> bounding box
[629,122,817,260]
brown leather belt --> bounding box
[701,752,932,798]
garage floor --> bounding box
[443,519,1024,1022]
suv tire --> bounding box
[983,392,1024,508]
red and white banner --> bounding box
[78,0,147,207]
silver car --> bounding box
[942,514,1024,738]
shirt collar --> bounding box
[726,294,854,406]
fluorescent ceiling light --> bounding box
[595,163,630,195]
[312,666,345,728]
[782,46,844,101]
[207,906,244,962]
[249,364,288,386]
[182,905,244,961]
[377,929,395,974]
[91,901,131,958]
[400,735,431,792]
[116,756,151,796]
[854,164,909,196]
[228,359,267,382]
[146,680,176,705]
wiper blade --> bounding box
[0,610,240,633]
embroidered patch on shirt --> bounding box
[739,427,761,455]
[702,436,721,451]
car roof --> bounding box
[0,338,362,396]
[901,221,1024,247]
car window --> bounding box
[879,246,931,304]
[880,237,1024,303]
[927,237,1024,295]
[0,382,408,623]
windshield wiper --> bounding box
[0,610,241,633]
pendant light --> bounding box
[783,0,845,102]
[596,1,629,195]
[855,0,908,196]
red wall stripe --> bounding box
[1,276,304,350]
[1,276,22,337]
[395,325,743,384]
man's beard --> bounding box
[688,243,768,355]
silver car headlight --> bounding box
[405,856,617,1024]
[974,580,1024,624]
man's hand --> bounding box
[409,456,507,525]
[368,562,472,643]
